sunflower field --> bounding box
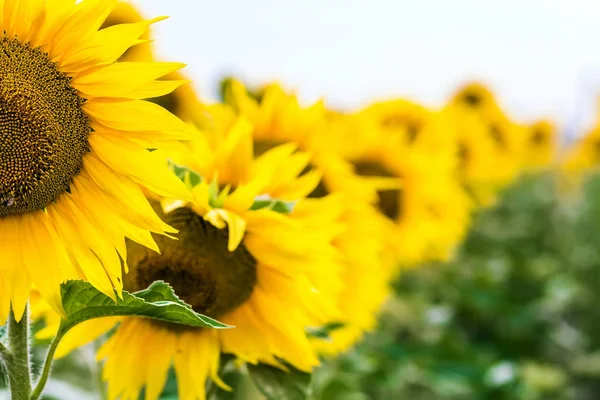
[0,1,600,400]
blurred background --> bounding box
[138,0,600,139]
[7,1,600,399]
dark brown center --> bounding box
[488,124,506,149]
[462,92,482,107]
[125,205,257,319]
[0,36,90,217]
[530,130,546,145]
[353,160,403,221]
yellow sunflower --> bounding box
[560,124,600,188]
[35,108,344,400]
[450,81,503,120]
[325,100,473,266]
[446,83,526,205]
[522,119,557,170]
[222,81,394,353]
[0,0,194,322]
[223,79,397,204]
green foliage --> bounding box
[306,322,346,340]
[250,199,297,214]
[168,161,296,214]
[248,363,312,400]
[168,161,203,189]
[58,280,229,337]
[312,173,600,400]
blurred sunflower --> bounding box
[222,82,394,353]
[310,199,391,355]
[37,107,344,400]
[450,81,502,119]
[0,0,194,322]
[446,82,526,205]
[222,79,397,204]
[560,123,600,188]
[443,107,500,205]
[522,120,557,170]
[326,101,472,266]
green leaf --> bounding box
[57,280,231,338]
[248,363,312,400]
[250,199,297,214]
[168,161,203,189]
[306,322,346,340]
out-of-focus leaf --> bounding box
[248,363,311,400]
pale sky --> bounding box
[135,0,600,139]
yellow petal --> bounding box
[88,133,192,202]
[72,62,185,98]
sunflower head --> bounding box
[0,0,195,321]
[222,79,327,151]
[523,119,557,170]
[84,104,346,399]
[325,104,472,266]
[360,99,432,145]
[451,81,500,116]
[0,36,90,216]
[559,125,600,190]
[126,203,258,320]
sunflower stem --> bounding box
[7,304,32,400]
[30,327,64,400]
[0,340,9,359]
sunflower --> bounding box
[560,124,600,189]
[325,101,473,266]
[522,119,557,170]
[0,0,195,322]
[34,107,344,400]
[222,81,394,353]
[446,83,526,205]
[450,81,503,119]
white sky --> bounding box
[135,0,600,138]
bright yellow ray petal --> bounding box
[50,0,117,60]
[72,62,185,98]
[84,98,192,136]
[88,133,192,201]
[57,17,165,73]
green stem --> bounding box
[7,304,32,400]
[0,340,9,359]
[30,329,64,400]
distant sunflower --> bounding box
[223,79,397,204]
[443,107,501,205]
[446,83,526,205]
[359,99,432,145]
[0,0,193,322]
[451,81,502,119]
[560,124,600,189]
[523,120,557,170]
[37,109,344,400]
[338,102,473,265]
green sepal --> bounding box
[306,321,346,340]
[250,199,296,214]
[168,161,203,189]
